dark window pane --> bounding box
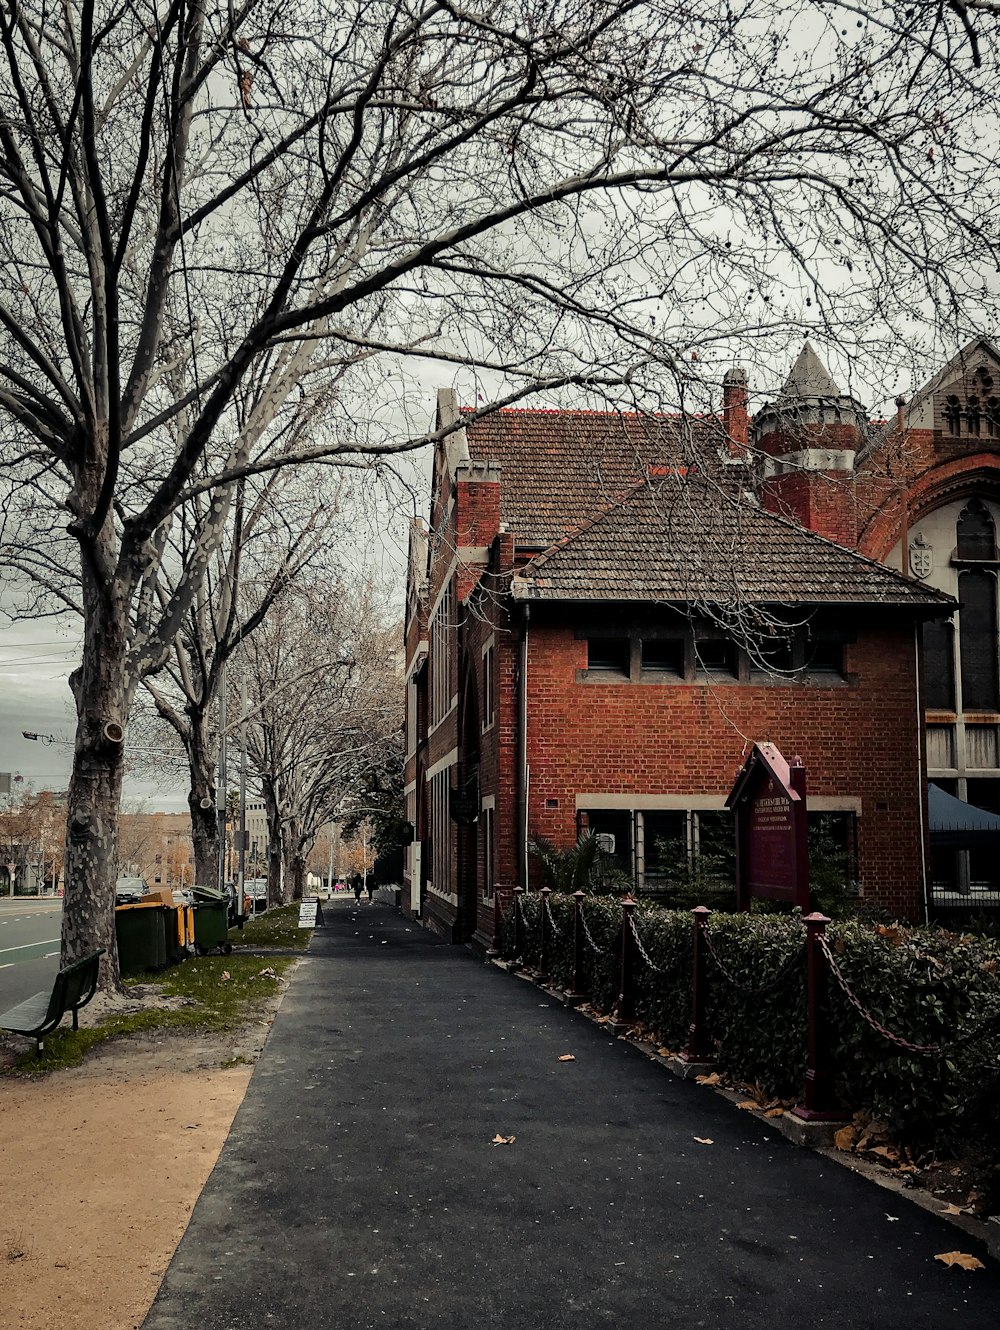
[808,811,857,901]
[587,637,630,673]
[644,812,686,884]
[641,639,684,675]
[956,500,996,560]
[580,809,632,877]
[959,571,999,709]
[694,639,737,677]
[966,780,1000,888]
[694,811,735,884]
[945,395,962,434]
[805,640,843,675]
[922,619,955,710]
[931,846,961,892]
[750,635,795,675]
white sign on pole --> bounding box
[298,899,318,928]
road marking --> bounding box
[0,937,60,956]
[0,963,12,970]
[42,951,59,958]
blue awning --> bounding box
[928,782,1000,847]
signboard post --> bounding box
[726,742,809,911]
[298,898,318,928]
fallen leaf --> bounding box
[935,1251,984,1271]
[871,1145,900,1163]
[833,1125,859,1151]
[557,1054,576,1062]
[693,1136,714,1145]
[657,1047,671,1057]
[491,1134,516,1146]
[885,1214,900,1222]
[941,1203,967,1216]
[736,1101,758,1110]
[695,1072,721,1086]
[221,970,231,981]
[764,1107,785,1119]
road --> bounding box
[0,898,62,1011]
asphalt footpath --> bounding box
[142,898,1000,1330]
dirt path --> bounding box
[0,989,288,1330]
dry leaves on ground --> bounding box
[695,1072,720,1086]
[557,1054,575,1062]
[693,1136,714,1145]
[935,1251,985,1271]
[491,1134,516,1146]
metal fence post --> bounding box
[538,886,551,983]
[683,905,713,1063]
[792,912,843,1120]
[568,890,587,1001]
[614,896,638,1024]
[511,886,525,970]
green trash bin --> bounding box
[193,899,231,956]
[115,903,168,975]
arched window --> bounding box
[956,499,996,561]
[945,394,962,434]
[986,398,1000,439]
[967,396,982,437]
[922,619,955,710]
[958,569,999,711]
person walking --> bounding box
[353,876,363,904]
[366,879,374,903]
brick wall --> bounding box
[520,608,927,918]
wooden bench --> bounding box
[0,949,105,1054]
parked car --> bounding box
[115,876,145,905]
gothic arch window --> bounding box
[945,394,962,435]
[958,569,999,711]
[922,619,955,710]
[967,396,982,437]
[956,499,996,560]
[987,398,1000,439]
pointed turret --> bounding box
[753,343,868,547]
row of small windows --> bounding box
[944,370,1000,438]
[585,632,843,682]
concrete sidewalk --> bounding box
[143,899,999,1330]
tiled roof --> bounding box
[510,473,954,609]
[464,407,722,548]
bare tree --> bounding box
[0,0,997,983]
[242,575,401,903]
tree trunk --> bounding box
[261,778,283,907]
[62,582,130,992]
[187,710,219,887]
[282,841,306,902]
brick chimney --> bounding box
[722,365,749,456]
[755,342,863,547]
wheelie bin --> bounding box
[192,885,232,956]
[115,902,168,974]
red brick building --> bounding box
[403,342,1000,945]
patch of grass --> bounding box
[5,954,296,1075]
[229,902,313,951]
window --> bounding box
[482,643,496,729]
[430,580,456,725]
[430,770,452,893]
[967,779,1000,888]
[945,394,962,434]
[579,809,632,875]
[922,619,955,710]
[967,396,982,437]
[804,639,843,676]
[643,812,686,887]
[482,804,494,900]
[956,499,996,561]
[641,638,684,676]
[586,636,630,674]
[694,638,737,679]
[958,569,999,710]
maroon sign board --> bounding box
[726,742,809,911]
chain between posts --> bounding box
[819,934,1000,1058]
[579,905,610,956]
[627,912,668,974]
[543,893,564,941]
[702,926,806,997]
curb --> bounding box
[489,955,1000,1265]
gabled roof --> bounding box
[464,407,724,549]
[510,473,954,609]
[903,338,1000,431]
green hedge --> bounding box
[498,894,1000,1165]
